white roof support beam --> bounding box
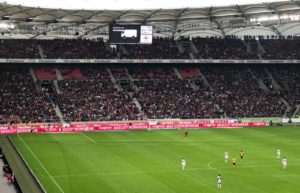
[172,7,188,37]
[267,25,282,36]
[114,10,131,22]
[143,9,161,24]
[208,7,225,37]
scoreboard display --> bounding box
[109,24,153,44]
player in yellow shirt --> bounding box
[240,150,245,160]
[232,156,237,167]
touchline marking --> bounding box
[18,135,65,193]
[80,132,96,143]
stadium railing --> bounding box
[0,58,300,64]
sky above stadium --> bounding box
[1,0,286,10]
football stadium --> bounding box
[0,0,300,193]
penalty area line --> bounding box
[18,135,65,193]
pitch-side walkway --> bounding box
[0,135,42,193]
[0,158,16,193]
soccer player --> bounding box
[224,151,229,163]
[240,150,245,160]
[277,148,281,160]
[232,156,237,167]
[181,158,186,170]
[184,130,188,138]
[217,174,222,189]
[282,157,287,169]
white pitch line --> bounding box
[207,159,219,170]
[18,135,65,193]
[80,132,96,143]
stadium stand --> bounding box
[120,37,189,59]
[260,38,300,59]
[1,2,300,193]
[134,79,218,119]
[0,16,299,123]
[60,68,84,80]
[0,39,40,59]
[0,37,300,60]
[177,67,201,79]
[128,65,177,79]
[39,39,115,59]
[54,66,142,121]
[110,66,129,79]
[0,63,298,124]
[267,65,300,116]
[201,65,286,118]
[35,69,57,80]
[0,67,59,123]
[192,36,256,59]
[81,66,111,79]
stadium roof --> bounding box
[0,0,288,10]
[0,0,300,38]
[1,0,299,23]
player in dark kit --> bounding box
[184,130,188,138]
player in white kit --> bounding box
[181,158,186,170]
[282,157,287,169]
[217,174,222,189]
[224,151,229,163]
[277,148,281,160]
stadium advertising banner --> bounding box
[0,126,9,130]
[240,117,282,123]
[0,59,299,64]
[0,120,269,134]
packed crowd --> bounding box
[248,66,274,89]
[80,66,110,79]
[40,39,116,59]
[260,39,300,59]
[110,66,129,79]
[0,39,40,58]
[192,36,255,59]
[201,65,286,117]
[267,65,300,115]
[55,68,142,121]
[0,37,300,59]
[120,37,189,59]
[0,68,58,123]
[56,80,141,121]
[134,79,218,119]
[128,65,177,79]
[0,64,298,124]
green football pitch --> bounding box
[10,126,300,193]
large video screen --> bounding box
[109,24,152,44]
